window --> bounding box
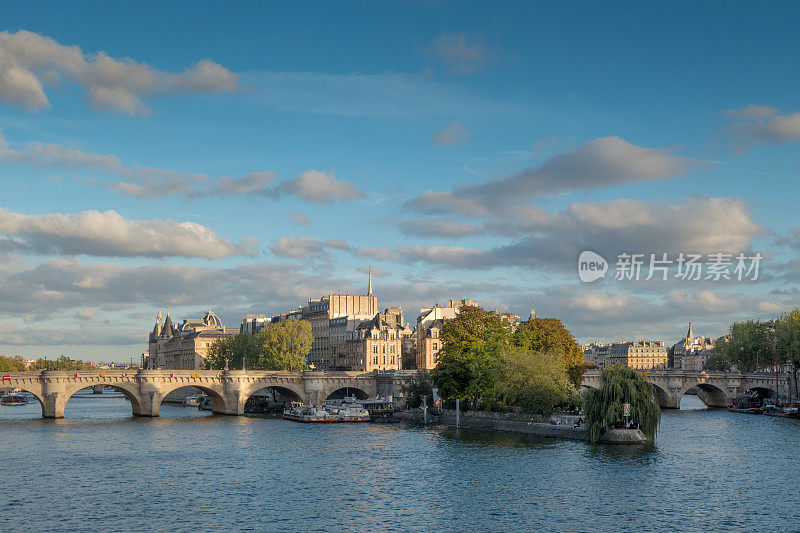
[433,342,438,350]
[391,356,395,365]
[389,345,395,353]
[373,356,378,365]
[373,345,378,354]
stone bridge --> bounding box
[1,369,413,418]
[581,369,790,409]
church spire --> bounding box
[687,321,694,340]
[367,268,373,296]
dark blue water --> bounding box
[1,393,798,532]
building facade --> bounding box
[415,298,478,370]
[672,322,716,371]
[146,309,236,370]
[241,272,411,371]
[584,340,668,370]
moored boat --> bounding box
[283,404,338,423]
[198,394,213,411]
[727,396,764,414]
[1,392,29,406]
[183,395,200,407]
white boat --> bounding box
[1,392,28,406]
[335,405,370,422]
[283,404,338,423]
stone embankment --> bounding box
[395,408,649,444]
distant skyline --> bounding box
[1,1,799,362]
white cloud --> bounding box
[0,30,237,115]
[0,208,255,258]
[409,136,694,214]
[389,196,765,270]
[279,170,365,203]
[269,236,350,260]
[427,33,489,75]
[431,120,471,146]
[725,105,800,149]
[398,219,482,239]
[289,212,311,226]
[0,130,364,203]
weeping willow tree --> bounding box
[583,364,660,443]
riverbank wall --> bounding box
[395,409,649,444]
[396,408,587,441]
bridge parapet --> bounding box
[581,369,788,408]
[1,369,415,418]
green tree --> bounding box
[431,306,508,403]
[205,334,252,370]
[511,318,586,387]
[257,319,311,371]
[487,345,574,414]
[205,320,312,371]
[776,308,800,399]
[582,364,661,443]
[402,369,434,408]
[0,355,27,371]
[703,349,731,371]
[28,356,94,370]
[717,319,775,371]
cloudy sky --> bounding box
[1,2,799,362]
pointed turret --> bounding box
[367,268,373,296]
[161,314,175,338]
[687,321,694,341]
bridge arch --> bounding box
[156,381,227,415]
[4,386,46,417]
[324,386,370,401]
[744,385,776,399]
[678,383,728,408]
[62,383,145,417]
[240,384,305,413]
[651,383,673,408]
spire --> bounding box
[529,301,536,321]
[156,309,163,323]
[687,321,694,340]
[367,268,373,296]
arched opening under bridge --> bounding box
[243,386,304,415]
[325,387,370,401]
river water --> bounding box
[1,393,798,532]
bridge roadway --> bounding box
[581,369,790,408]
[1,369,413,418]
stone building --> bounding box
[146,309,236,370]
[582,342,612,368]
[328,306,412,371]
[672,322,715,371]
[244,272,414,371]
[606,340,669,370]
[415,299,478,370]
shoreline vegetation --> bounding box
[403,305,655,444]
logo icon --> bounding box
[578,250,608,282]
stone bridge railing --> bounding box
[581,369,789,408]
[1,369,413,418]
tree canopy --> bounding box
[582,364,661,443]
[714,319,775,371]
[511,318,586,387]
[0,355,27,371]
[205,319,312,371]
[402,369,434,409]
[430,306,580,414]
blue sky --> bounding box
[0,1,799,362]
